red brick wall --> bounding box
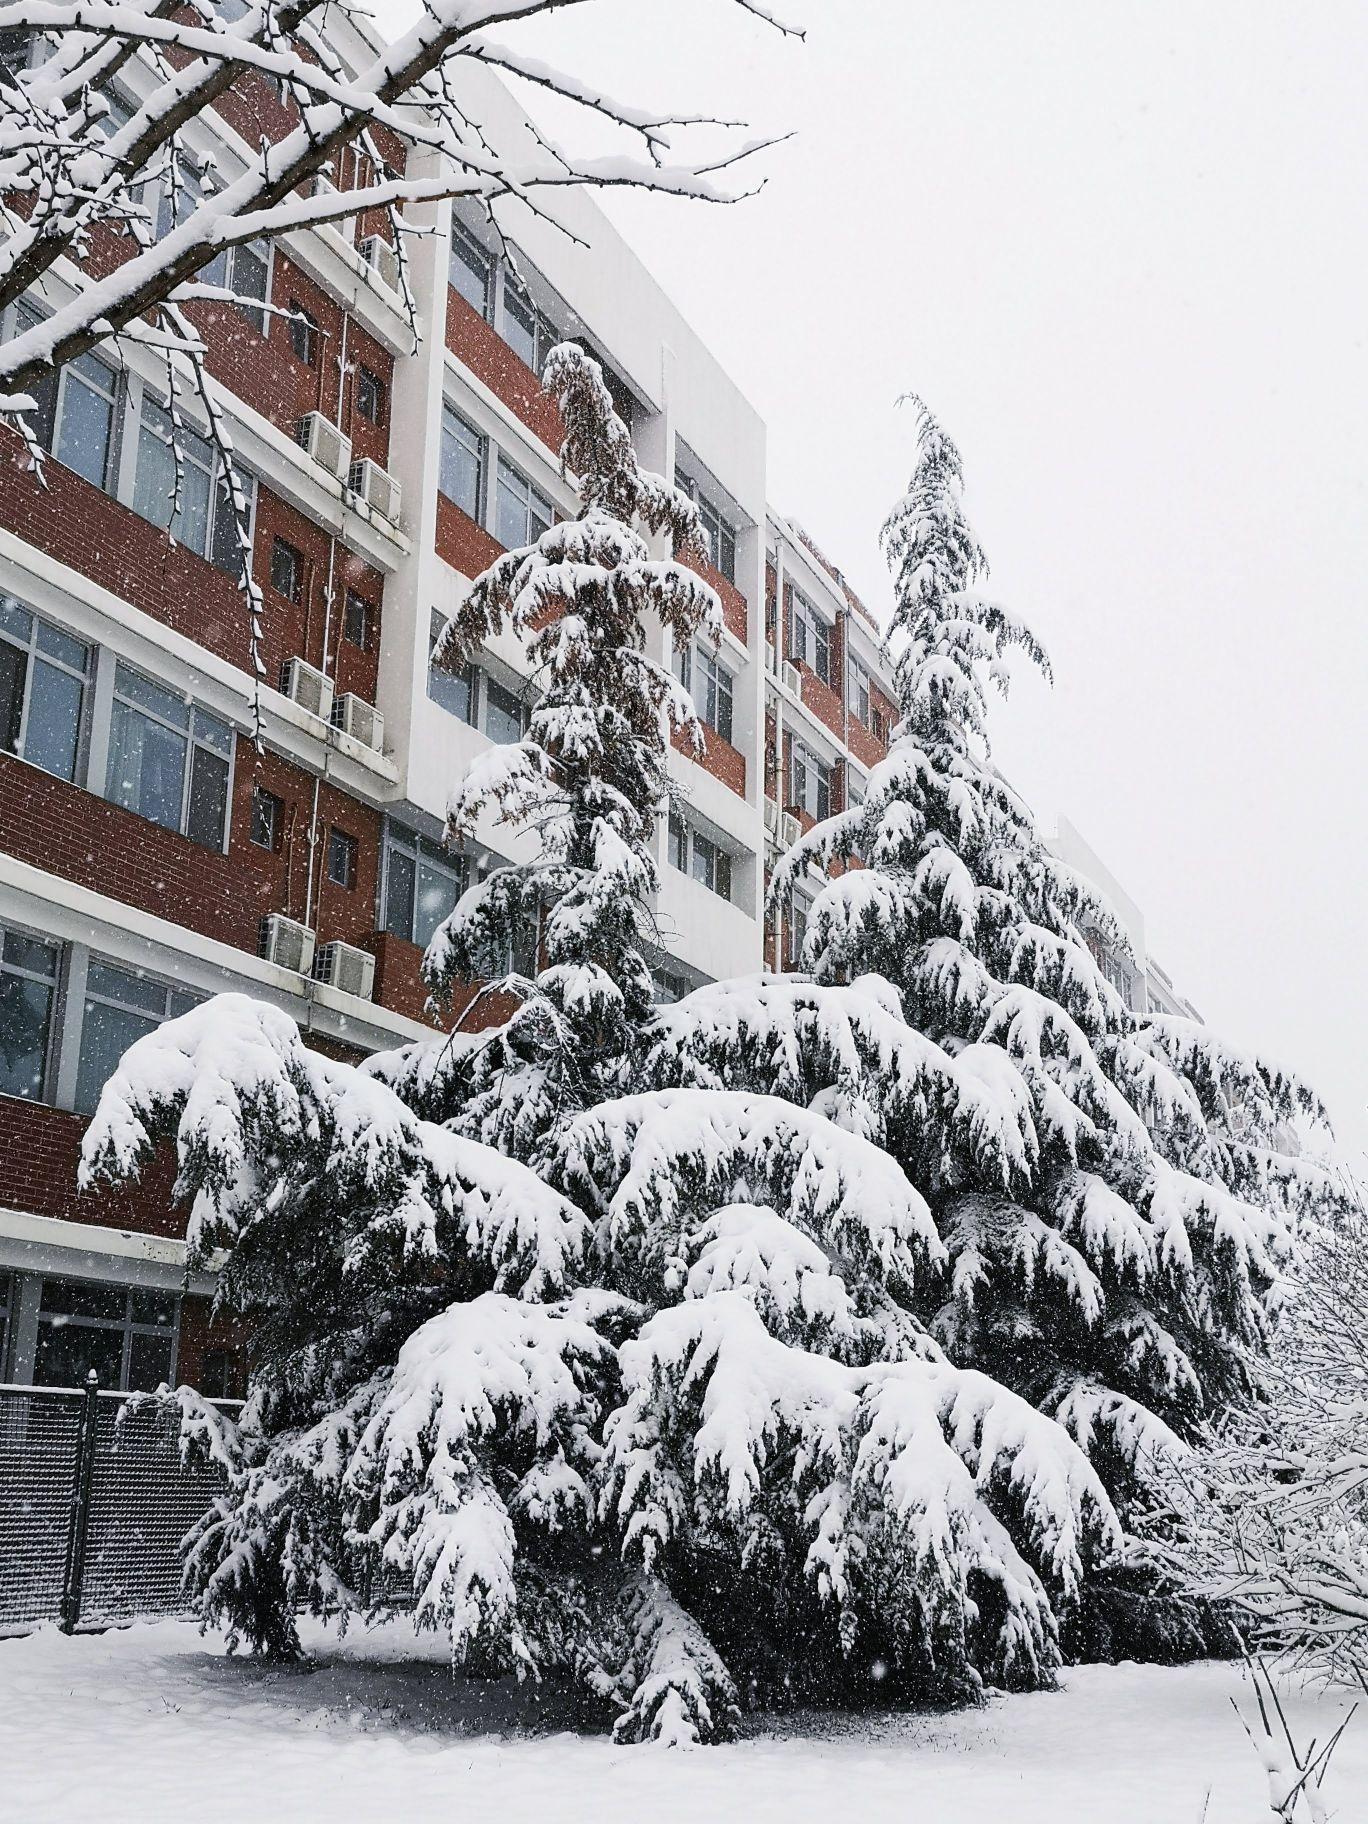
[445,287,563,450]
[0,429,382,694]
[435,493,502,580]
[681,545,747,643]
[0,1100,181,1238]
[672,722,747,797]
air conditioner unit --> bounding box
[295,412,351,481]
[314,939,376,1001]
[279,656,335,724]
[332,692,384,753]
[762,796,780,837]
[781,660,801,696]
[348,456,401,525]
[259,913,316,976]
[359,234,401,295]
[780,812,801,847]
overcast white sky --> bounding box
[382,0,1368,1160]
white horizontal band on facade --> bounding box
[0,1207,220,1296]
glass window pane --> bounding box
[383,846,416,941]
[484,678,522,745]
[85,960,165,1013]
[502,286,537,368]
[168,989,199,1019]
[127,1330,174,1392]
[41,1277,125,1322]
[0,972,53,1099]
[173,458,212,557]
[3,931,58,978]
[192,708,233,757]
[23,659,83,781]
[186,745,229,849]
[132,415,177,531]
[130,1288,177,1327]
[414,860,458,949]
[0,598,33,644]
[114,664,188,729]
[75,1000,158,1114]
[55,368,114,489]
[107,699,187,831]
[35,1318,124,1390]
[440,409,483,518]
[450,227,491,317]
[35,620,87,672]
[495,470,525,549]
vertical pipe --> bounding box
[59,1371,100,1634]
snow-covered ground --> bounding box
[2,1618,1363,1823]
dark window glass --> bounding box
[186,743,229,850]
[667,812,687,873]
[270,537,304,604]
[502,282,538,369]
[0,598,88,783]
[495,457,553,550]
[483,677,523,745]
[343,591,372,649]
[0,927,58,1101]
[383,844,416,940]
[327,827,357,889]
[75,962,200,1116]
[233,241,269,333]
[288,305,318,364]
[33,1277,179,1392]
[355,366,384,425]
[127,1330,174,1391]
[250,785,282,850]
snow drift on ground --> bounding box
[2,1618,1363,1823]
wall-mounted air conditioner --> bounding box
[314,940,376,1001]
[332,693,384,753]
[359,235,401,296]
[260,913,316,976]
[780,812,801,847]
[781,661,801,696]
[762,796,780,837]
[348,456,401,525]
[279,657,335,724]
[295,412,351,481]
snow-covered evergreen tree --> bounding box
[80,997,1121,1732]
[401,342,721,1160]
[677,397,1348,1656]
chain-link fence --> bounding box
[0,1378,238,1635]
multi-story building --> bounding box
[0,42,1202,1399]
[0,48,900,1395]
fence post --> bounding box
[59,1371,100,1634]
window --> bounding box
[678,472,737,583]
[849,659,873,728]
[789,590,831,684]
[354,365,385,425]
[33,1277,179,1392]
[426,611,476,722]
[0,1270,12,1377]
[679,644,733,744]
[288,304,318,365]
[199,1347,246,1401]
[343,590,374,650]
[155,172,268,332]
[483,675,525,745]
[75,960,199,1115]
[381,827,466,949]
[17,305,119,491]
[788,893,812,968]
[0,597,88,782]
[327,827,358,889]
[450,222,493,318]
[501,280,556,376]
[789,741,831,821]
[269,536,305,605]
[439,404,485,520]
[132,397,246,572]
[495,457,553,551]
[652,967,690,1005]
[250,785,282,850]
[105,663,233,849]
[0,926,59,1101]
[667,813,733,901]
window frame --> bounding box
[131,392,249,573]
[269,535,306,606]
[665,812,734,903]
[74,957,201,1117]
[342,589,374,651]
[439,402,486,522]
[32,1275,181,1393]
[288,302,319,366]
[250,783,283,851]
[789,589,832,685]
[0,922,62,1104]
[450,220,494,320]
[326,826,358,890]
[789,739,831,822]
[677,471,738,583]
[500,277,557,377]
[691,644,734,745]
[354,365,385,426]
[13,302,121,492]
[105,661,235,852]
[0,595,90,785]
[379,824,468,950]
[494,455,553,551]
